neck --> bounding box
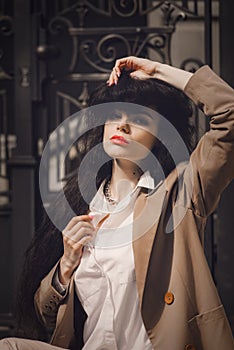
[109,159,143,201]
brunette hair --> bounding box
[16,70,194,339]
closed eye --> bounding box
[129,115,150,126]
[106,113,122,122]
[105,112,153,127]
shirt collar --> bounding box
[89,171,155,214]
[136,170,155,191]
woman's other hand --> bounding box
[59,214,95,284]
[108,55,193,91]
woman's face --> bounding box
[103,109,158,161]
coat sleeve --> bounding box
[184,66,234,216]
[34,262,70,331]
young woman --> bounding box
[1,56,234,350]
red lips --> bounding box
[110,135,129,144]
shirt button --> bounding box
[164,291,174,305]
[185,344,196,350]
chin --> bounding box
[103,142,151,162]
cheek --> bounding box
[103,125,118,157]
[103,123,113,141]
[103,125,109,143]
[139,132,157,151]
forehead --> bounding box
[91,101,160,124]
[114,107,154,118]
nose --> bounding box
[117,117,130,134]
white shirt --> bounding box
[74,172,155,350]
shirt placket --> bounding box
[103,276,118,349]
[88,245,118,349]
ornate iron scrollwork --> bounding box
[54,1,199,24]
[180,58,204,73]
[42,0,201,80]
[0,15,13,36]
[80,34,132,73]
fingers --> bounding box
[107,67,120,86]
[63,225,95,244]
[64,214,94,231]
[115,56,135,72]
[63,215,95,244]
[59,215,96,282]
[107,56,155,86]
[107,56,135,86]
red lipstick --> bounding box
[110,135,129,145]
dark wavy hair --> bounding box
[90,71,193,152]
[16,70,194,339]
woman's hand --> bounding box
[108,56,159,85]
[59,214,95,284]
[108,55,193,91]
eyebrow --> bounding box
[132,110,154,120]
[114,108,155,120]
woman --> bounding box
[1,56,234,349]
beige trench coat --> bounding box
[35,66,234,350]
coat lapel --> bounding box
[132,183,167,307]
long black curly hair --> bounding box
[16,70,194,339]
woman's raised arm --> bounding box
[108,56,193,91]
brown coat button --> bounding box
[164,291,174,305]
[185,344,196,350]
